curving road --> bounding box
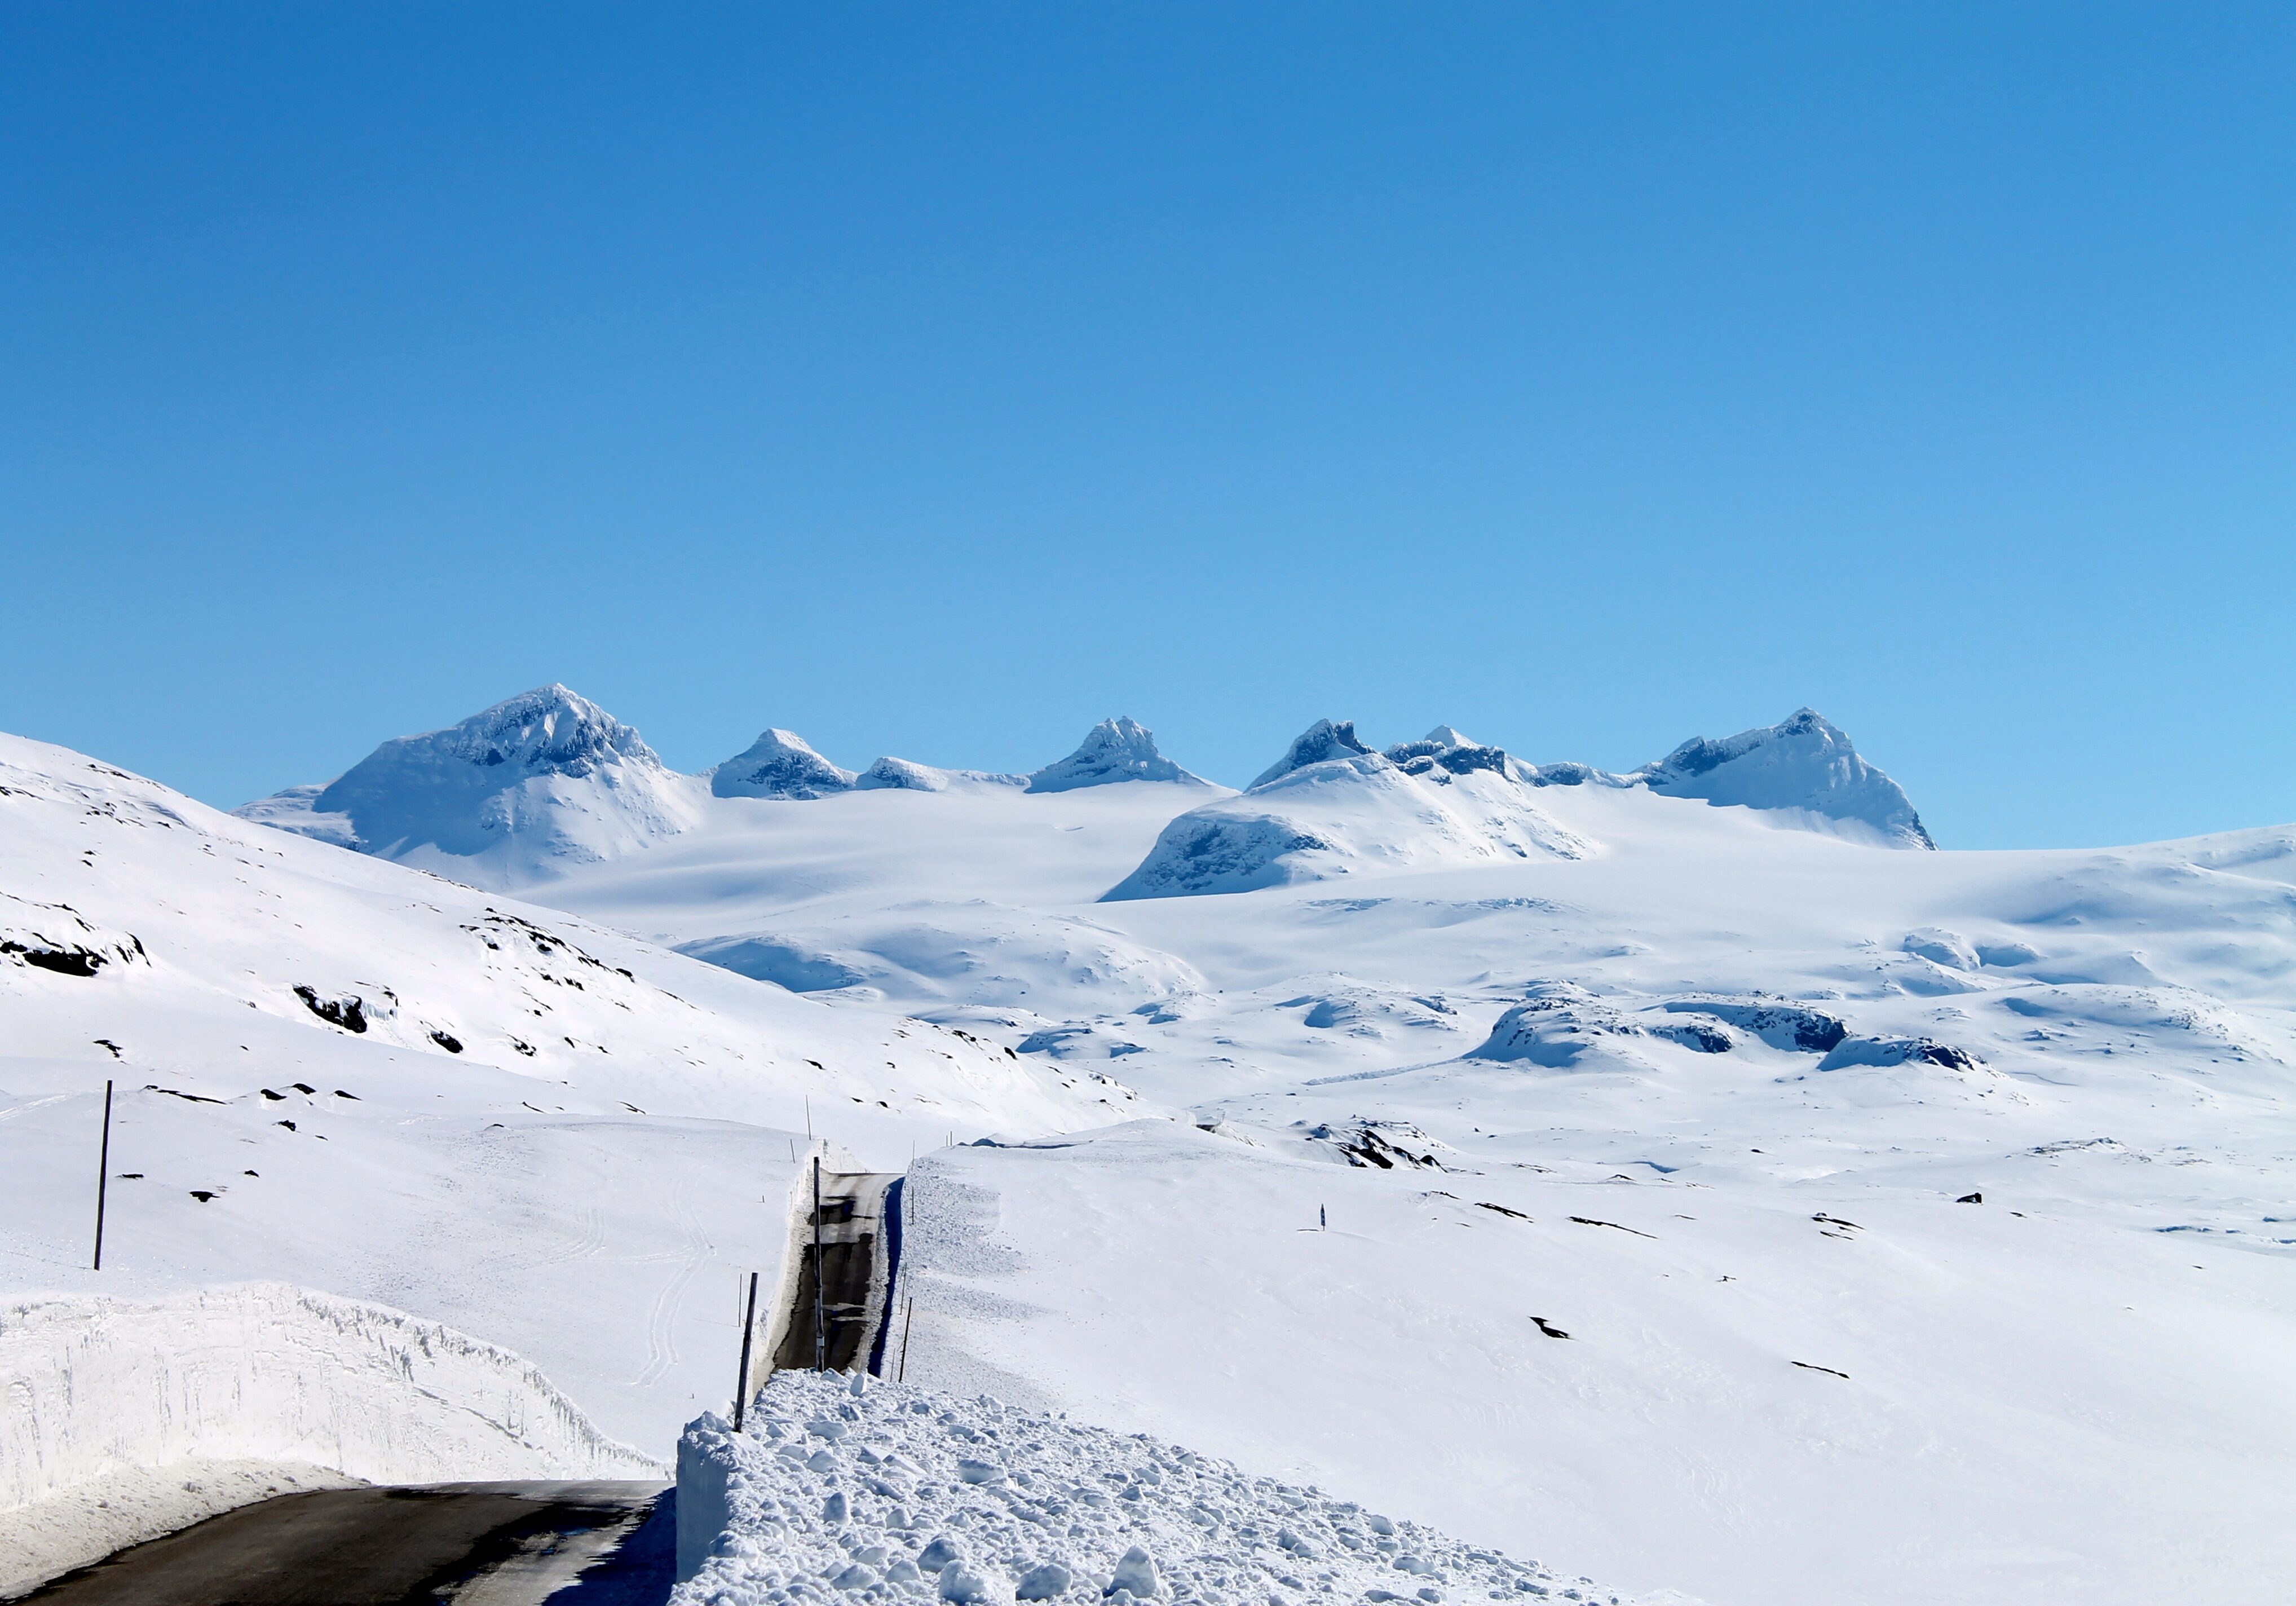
[18,1480,673,1605]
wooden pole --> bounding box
[91,1079,113,1271]
[732,1271,759,1431]
[812,1156,825,1371]
[897,1295,916,1383]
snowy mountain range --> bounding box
[235,686,1935,897]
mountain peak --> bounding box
[262,685,699,879]
[1635,708,1933,848]
[1249,720,1375,791]
[712,727,858,800]
[1027,717,1207,794]
[380,684,661,779]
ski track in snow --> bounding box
[637,1171,713,1388]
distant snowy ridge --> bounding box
[1028,716,1208,793]
[713,728,859,800]
[1106,722,1592,900]
[1625,708,1932,849]
[235,690,1928,892]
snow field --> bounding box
[0,1282,657,1593]
[674,1373,1641,1606]
[888,1123,2296,1606]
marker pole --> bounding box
[813,1157,826,1371]
[733,1271,759,1431]
[92,1080,113,1271]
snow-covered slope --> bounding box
[0,729,1131,1461]
[1105,723,1592,900]
[235,685,709,884]
[520,733,2296,1605]
[1627,708,1933,848]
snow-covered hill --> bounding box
[1106,723,1592,899]
[0,729,1131,1463]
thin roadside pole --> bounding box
[897,1295,916,1383]
[812,1156,825,1371]
[91,1079,113,1271]
[732,1271,759,1431]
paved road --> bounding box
[772,1170,902,1375]
[19,1481,674,1605]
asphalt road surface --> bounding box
[19,1481,674,1605]
[771,1170,901,1375]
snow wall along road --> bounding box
[0,1281,661,1594]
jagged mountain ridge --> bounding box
[235,690,1932,893]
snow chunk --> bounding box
[712,728,859,800]
[1027,718,1208,793]
[673,1374,1611,1605]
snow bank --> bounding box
[672,1373,1642,1605]
[0,1281,660,1592]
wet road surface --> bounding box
[19,1480,673,1605]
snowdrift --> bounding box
[672,1373,1642,1605]
[0,1282,655,1594]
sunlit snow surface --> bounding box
[16,701,2296,1605]
[676,1373,1652,1606]
[527,768,2296,1605]
[0,730,1131,1459]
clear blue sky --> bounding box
[3,3,2290,848]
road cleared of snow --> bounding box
[0,1283,658,1595]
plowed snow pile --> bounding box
[675,1374,1646,1606]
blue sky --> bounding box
[3,3,2290,848]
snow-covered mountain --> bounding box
[1106,721,1591,899]
[1626,706,1933,848]
[1027,716,1207,793]
[236,685,708,884]
[709,727,858,800]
